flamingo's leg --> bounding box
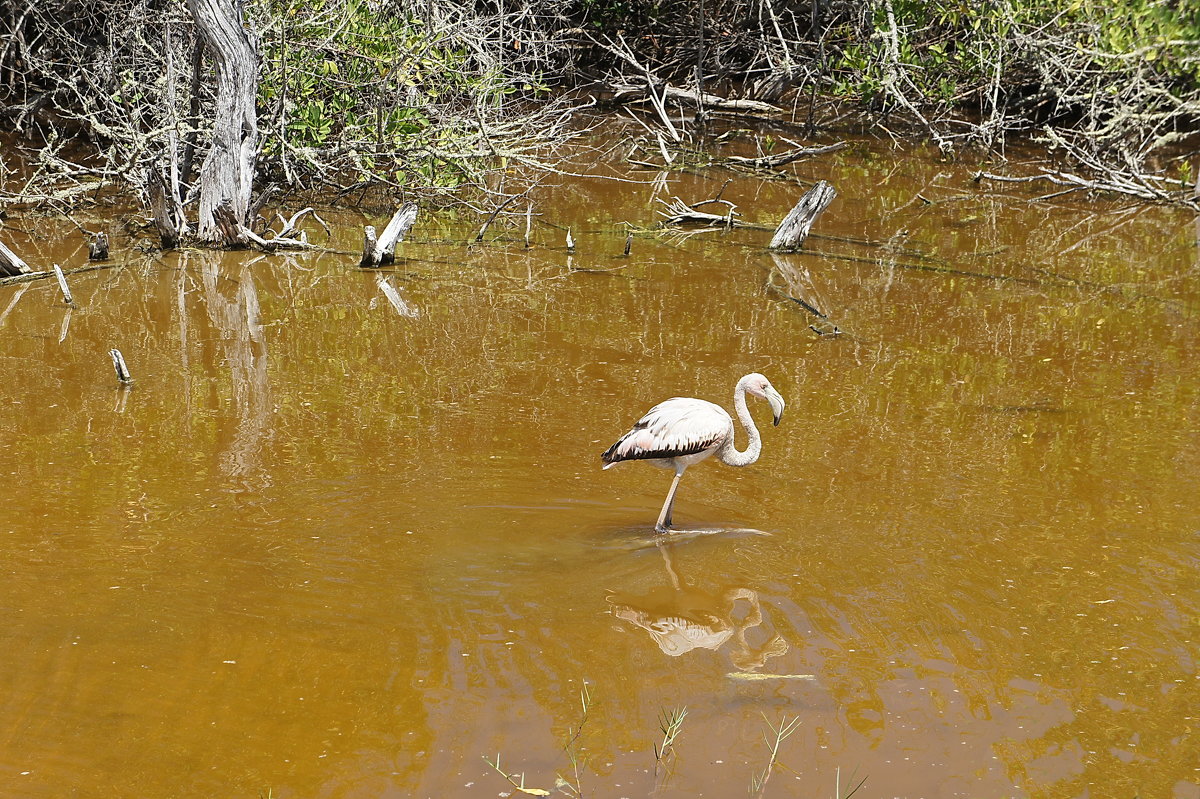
[655,470,685,533]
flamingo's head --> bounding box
[743,373,785,426]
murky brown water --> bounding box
[2,131,1198,798]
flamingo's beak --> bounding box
[766,386,785,427]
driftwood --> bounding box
[212,202,250,248]
[769,181,837,251]
[360,202,418,267]
[362,227,378,265]
[0,238,33,277]
[273,206,325,241]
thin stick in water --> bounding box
[53,264,73,305]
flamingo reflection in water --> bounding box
[601,373,785,533]
[607,543,790,672]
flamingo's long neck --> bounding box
[718,378,761,467]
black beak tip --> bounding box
[773,416,781,427]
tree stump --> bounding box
[361,202,418,267]
[769,180,837,251]
[89,232,110,261]
[148,167,183,249]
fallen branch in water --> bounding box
[0,261,119,287]
[974,166,1200,208]
[207,202,338,254]
[657,196,740,228]
[725,141,848,169]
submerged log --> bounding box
[769,181,837,251]
[0,238,33,277]
[361,202,418,267]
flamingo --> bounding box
[601,373,785,533]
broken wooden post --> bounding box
[0,238,32,277]
[109,348,133,384]
[769,180,837,251]
[524,204,532,249]
[88,232,110,261]
[52,264,73,305]
[360,202,418,267]
[624,230,633,256]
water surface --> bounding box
[1,132,1198,798]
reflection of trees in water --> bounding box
[608,543,788,672]
[193,252,273,489]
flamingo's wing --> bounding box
[601,397,732,466]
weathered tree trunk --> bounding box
[187,0,259,247]
[769,180,837,251]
